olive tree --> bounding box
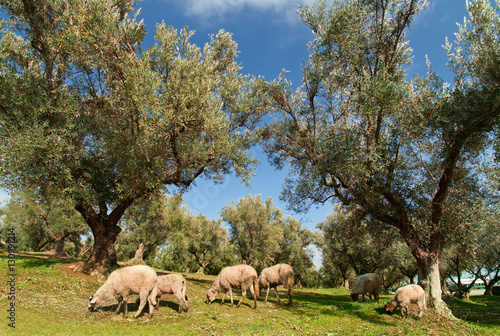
[0,0,266,273]
[116,192,184,263]
[261,0,500,316]
[220,194,283,268]
[1,189,88,256]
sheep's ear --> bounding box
[90,296,97,305]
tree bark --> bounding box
[417,257,456,319]
[50,234,69,257]
[75,198,133,275]
[84,220,122,274]
[127,243,146,265]
[342,278,349,290]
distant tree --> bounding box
[220,195,283,268]
[271,216,315,265]
[153,242,198,274]
[116,193,184,263]
[439,191,499,297]
[186,215,232,275]
[1,190,88,256]
[466,208,500,296]
[318,205,401,277]
[0,0,266,273]
[319,250,353,289]
[261,0,500,316]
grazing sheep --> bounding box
[88,265,157,318]
[385,284,426,319]
[258,263,294,305]
[350,273,382,302]
[152,274,189,313]
[206,264,259,309]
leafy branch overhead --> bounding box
[0,0,268,272]
[261,0,499,316]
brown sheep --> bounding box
[350,273,382,302]
[152,274,189,313]
[206,264,259,309]
[385,284,426,319]
[258,264,294,305]
[88,265,157,318]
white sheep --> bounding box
[258,263,294,305]
[88,265,157,318]
[151,274,189,313]
[350,273,382,302]
[385,284,426,319]
[206,264,259,309]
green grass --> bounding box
[1,253,499,335]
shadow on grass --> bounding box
[184,276,214,288]
[287,290,395,327]
[445,295,500,326]
[9,256,68,268]
[206,295,258,310]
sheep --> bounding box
[88,265,157,318]
[258,263,294,305]
[151,274,189,313]
[350,273,382,302]
[385,284,426,319]
[206,264,259,309]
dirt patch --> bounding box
[58,262,97,282]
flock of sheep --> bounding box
[88,265,426,320]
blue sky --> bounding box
[0,0,470,264]
[134,0,469,227]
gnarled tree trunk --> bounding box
[50,234,69,257]
[416,255,456,319]
[127,243,146,265]
[75,199,133,275]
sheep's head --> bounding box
[350,293,359,302]
[88,295,98,312]
[206,289,218,304]
[384,301,396,313]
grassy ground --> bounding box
[1,253,499,336]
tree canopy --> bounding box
[0,0,267,272]
[261,0,500,316]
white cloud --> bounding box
[179,0,308,23]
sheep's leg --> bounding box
[147,294,155,317]
[220,291,226,305]
[229,287,234,307]
[287,286,293,305]
[250,283,257,309]
[134,292,147,318]
[155,294,161,309]
[417,299,425,318]
[115,300,122,315]
[151,286,160,309]
[400,304,408,319]
[264,287,271,303]
[122,298,128,318]
[273,287,281,304]
[237,289,247,308]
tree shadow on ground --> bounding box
[287,290,395,327]
[92,301,148,318]
[445,295,500,326]
[185,276,217,288]
[15,256,67,268]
